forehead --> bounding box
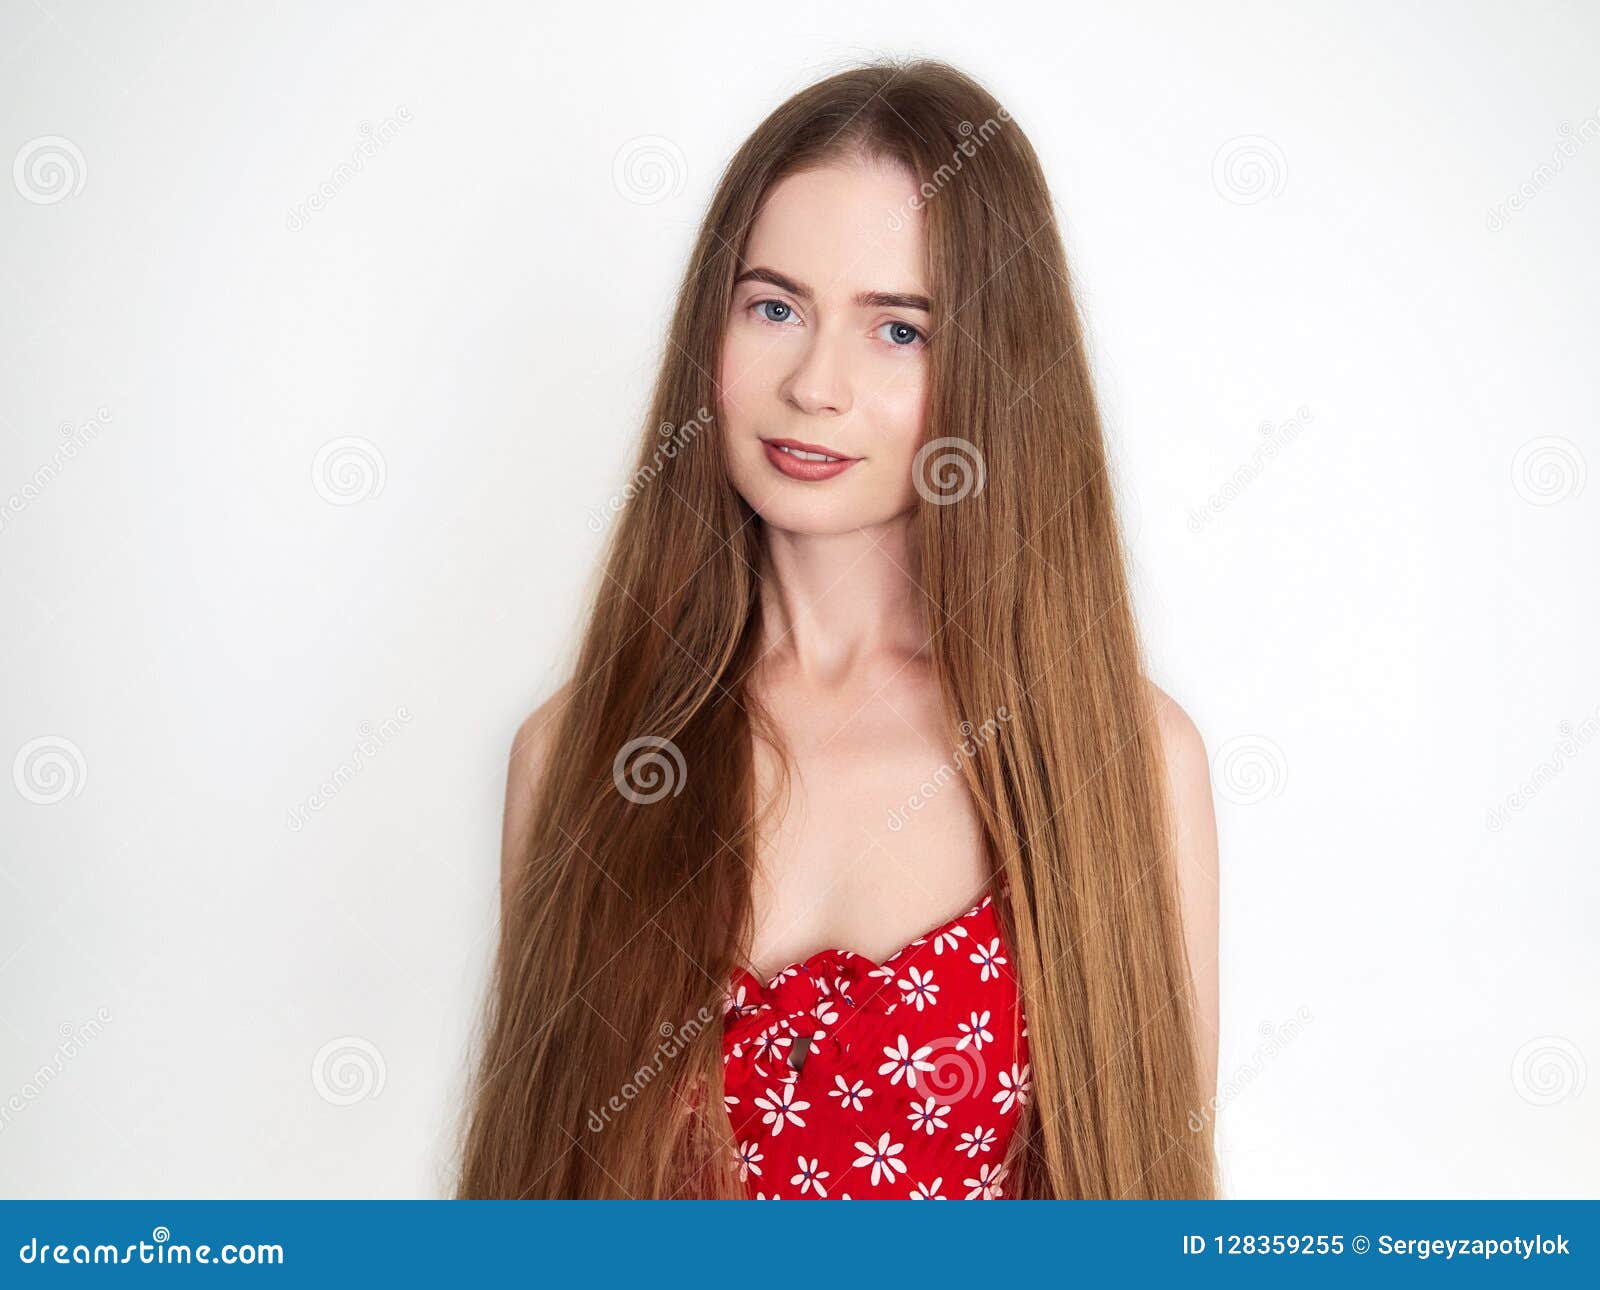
[741,159,928,296]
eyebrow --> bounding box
[733,265,932,314]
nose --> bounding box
[782,331,852,417]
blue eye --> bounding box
[754,299,798,324]
[878,320,924,347]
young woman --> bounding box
[457,58,1220,1200]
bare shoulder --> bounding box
[501,681,574,913]
[1144,677,1220,1085]
[1144,679,1217,869]
[508,682,573,794]
[1146,679,1207,780]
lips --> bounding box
[761,437,861,482]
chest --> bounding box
[743,668,991,979]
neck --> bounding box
[753,513,928,685]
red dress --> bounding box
[722,891,1029,1199]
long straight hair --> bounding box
[455,58,1217,1199]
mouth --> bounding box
[760,437,861,482]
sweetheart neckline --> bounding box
[732,884,998,989]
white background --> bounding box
[1,0,1595,1199]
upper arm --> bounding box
[1148,681,1220,1098]
[501,683,572,918]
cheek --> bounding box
[863,363,929,462]
[715,327,775,419]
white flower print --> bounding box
[930,923,970,954]
[851,1131,908,1187]
[957,1125,996,1157]
[790,1155,829,1197]
[723,984,749,1017]
[867,963,897,983]
[828,1075,872,1112]
[910,1177,947,1199]
[752,1027,793,1064]
[767,965,801,987]
[992,1062,1031,1113]
[812,996,839,1026]
[897,964,939,1011]
[970,936,1007,982]
[724,1093,739,1112]
[735,1140,763,1180]
[877,1033,937,1088]
[956,1009,993,1052]
[964,1161,1007,1199]
[753,1082,810,1135]
[907,1096,950,1135]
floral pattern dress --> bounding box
[722,892,1029,1199]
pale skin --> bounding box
[504,158,1220,1098]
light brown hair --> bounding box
[455,57,1217,1199]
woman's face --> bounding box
[716,158,931,536]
